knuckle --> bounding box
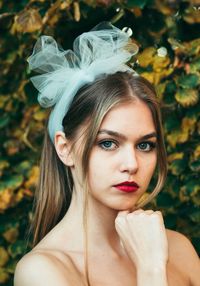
[147,209,154,213]
[127,213,134,221]
[132,208,144,214]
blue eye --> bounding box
[99,140,118,150]
[137,141,156,152]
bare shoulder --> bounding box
[14,249,83,286]
[166,229,200,286]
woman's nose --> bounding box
[119,146,138,174]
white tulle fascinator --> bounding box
[27,22,139,143]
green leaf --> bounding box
[0,114,10,129]
[156,192,175,207]
[175,88,199,107]
[13,161,32,176]
[169,159,187,176]
[189,210,200,223]
[190,58,200,73]
[4,259,17,274]
[0,175,24,192]
[177,74,199,89]
[180,180,199,197]
[164,113,180,131]
[163,81,177,104]
[189,160,200,172]
[164,214,177,229]
[0,160,10,172]
[126,0,151,8]
[8,240,27,258]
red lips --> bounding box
[114,181,139,193]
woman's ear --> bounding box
[54,131,74,167]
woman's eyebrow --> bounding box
[98,130,157,140]
[140,132,157,140]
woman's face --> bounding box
[88,99,157,211]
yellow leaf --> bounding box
[5,100,14,112]
[0,189,13,213]
[0,268,9,284]
[193,145,200,159]
[168,38,186,52]
[15,79,28,102]
[73,1,81,22]
[155,0,175,15]
[42,0,61,26]
[155,83,166,100]
[154,67,173,85]
[166,117,197,148]
[179,187,190,203]
[12,9,42,34]
[33,109,48,121]
[177,131,189,144]
[24,166,39,189]
[60,0,72,10]
[167,130,188,148]
[181,117,197,135]
[183,7,200,24]
[0,160,9,173]
[137,46,172,84]
[175,89,199,107]
[173,38,200,57]
[0,95,9,108]
[48,13,60,27]
[140,72,154,84]
[0,247,9,267]
[168,152,184,163]
[12,129,24,140]
[152,54,170,71]
[180,185,199,203]
[15,188,26,202]
[137,47,156,67]
[3,227,19,243]
[20,106,36,129]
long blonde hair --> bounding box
[29,72,167,285]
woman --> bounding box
[14,23,200,286]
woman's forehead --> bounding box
[99,100,156,137]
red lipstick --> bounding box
[114,181,139,193]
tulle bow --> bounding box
[27,22,138,143]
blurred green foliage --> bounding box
[0,0,200,285]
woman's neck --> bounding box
[59,190,123,256]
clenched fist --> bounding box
[115,209,169,270]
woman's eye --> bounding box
[99,140,118,150]
[137,141,156,152]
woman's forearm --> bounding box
[136,265,168,286]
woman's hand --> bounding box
[115,209,169,285]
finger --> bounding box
[131,209,144,215]
[150,210,162,218]
[152,211,165,223]
[144,210,154,215]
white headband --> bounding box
[27,22,138,143]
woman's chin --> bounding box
[111,203,136,212]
